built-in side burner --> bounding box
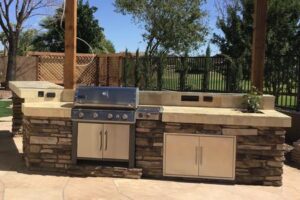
[136,106,163,121]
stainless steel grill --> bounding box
[72,86,139,124]
[71,86,138,167]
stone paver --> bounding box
[0,118,300,200]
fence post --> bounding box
[106,56,110,86]
[95,56,99,86]
[297,56,300,111]
[225,61,230,92]
[35,56,40,81]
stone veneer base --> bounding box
[22,116,286,185]
[23,116,142,179]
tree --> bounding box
[123,49,130,86]
[99,39,116,54]
[33,0,115,54]
[0,0,59,87]
[212,1,250,92]
[134,49,141,87]
[115,0,208,56]
[203,44,211,91]
[1,29,38,56]
[0,32,8,56]
[213,0,300,94]
[18,29,38,55]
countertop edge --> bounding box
[22,102,72,118]
[162,111,292,128]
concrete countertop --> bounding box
[13,81,290,128]
[9,81,63,96]
[21,103,291,128]
[9,81,74,102]
[22,102,73,118]
[162,106,291,128]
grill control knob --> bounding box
[93,112,98,119]
[107,113,113,119]
[78,112,84,118]
[122,114,128,120]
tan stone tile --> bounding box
[1,172,69,189]
[0,179,4,200]
[4,188,62,200]
[64,177,127,200]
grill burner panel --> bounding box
[72,109,136,124]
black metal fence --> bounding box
[122,55,300,111]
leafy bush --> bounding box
[242,86,262,113]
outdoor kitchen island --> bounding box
[9,81,291,186]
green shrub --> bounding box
[242,86,262,113]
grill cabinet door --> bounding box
[198,135,236,180]
[164,133,199,177]
[102,124,130,160]
[77,123,103,159]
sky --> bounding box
[93,0,221,55]
[2,0,222,55]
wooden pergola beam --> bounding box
[251,0,268,93]
[64,0,77,89]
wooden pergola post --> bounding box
[251,0,268,93]
[64,0,77,89]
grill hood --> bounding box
[74,86,139,109]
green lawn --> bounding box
[163,71,249,91]
[0,101,12,118]
[277,95,297,108]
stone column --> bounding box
[12,93,24,135]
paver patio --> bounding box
[0,117,300,200]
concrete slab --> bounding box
[0,119,300,200]
[64,178,128,200]
[0,179,4,200]
[4,188,63,200]
[113,175,300,200]
[1,172,69,189]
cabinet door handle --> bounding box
[105,130,108,150]
[99,131,103,150]
[195,146,198,165]
[199,147,203,165]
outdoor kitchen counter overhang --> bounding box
[21,103,291,128]
[22,102,73,118]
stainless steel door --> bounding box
[77,123,103,159]
[198,135,236,179]
[164,133,199,177]
[103,124,130,160]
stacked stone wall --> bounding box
[23,116,142,179]
[12,93,24,135]
[23,117,73,171]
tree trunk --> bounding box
[5,33,18,89]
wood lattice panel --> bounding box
[38,54,98,85]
